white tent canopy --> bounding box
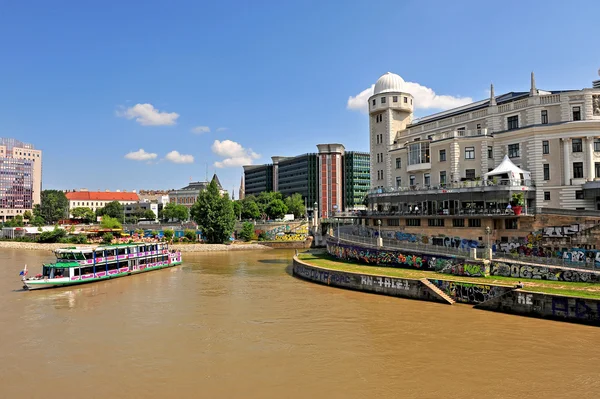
[484,155,531,181]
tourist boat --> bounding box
[20,242,182,290]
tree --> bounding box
[284,193,305,218]
[266,199,287,220]
[38,227,66,243]
[232,201,242,220]
[190,180,236,244]
[142,209,156,220]
[36,190,68,224]
[71,207,95,223]
[100,215,122,229]
[31,215,45,227]
[23,210,32,222]
[163,229,174,241]
[162,203,189,222]
[97,201,124,220]
[241,198,260,220]
[4,215,24,228]
[239,222,255,241]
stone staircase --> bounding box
[419,278,456,305]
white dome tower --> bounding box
[368,72,414,190]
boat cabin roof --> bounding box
[54,242,165,254]
[43,262,81,268]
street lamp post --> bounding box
[485,226,492,259]
[377,219,382,247]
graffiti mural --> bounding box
[436,262,488,277]
[327,241,461,271]
[552,297,600,321]
[352,226,481,250]
[491,262,600,283]
[429,280,510,304]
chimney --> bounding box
[489,83,496,106]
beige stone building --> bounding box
[0,138,42,222]
[369,71,600,212]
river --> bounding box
[0,248,599,398]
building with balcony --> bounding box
[0,138,42,223]
[243,144,370,217]
[369,70,600,213]
[359,70,600,253]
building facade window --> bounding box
[408,142,430,165]
[542,140,549,154]
[404,97,408,103]
[465,147,475,160]
[387,219,400,226]
[573,162,584,179]
[505,219,518,229]
[573,106,581,121]
[439,171,447,186]
[439,149,446,162]
[393,96,398,102]
[406,219,421,227]
[424,173,430,186]
[544,191,551,201]
[465,169,476,180]
[381,97,386,104]
[488,146,493,159]
[507,115,519,130]
[453,219,465,227]
[468,219,481,228]
[595,139,600,152]
[409,175,415,186]
[508,143,520,158]
[477,123,482,134]
[596,162,600,178]
[541,110,548,124]
[543,164,550,180]
[395,157,401,169]
[372,99,376,106]
[396,177,402,188]
[428,219,444,227]
[576,190,584,199]
[572,138,583,153]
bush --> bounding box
[100,216,122,229]
[180,237,189,242]
[163,229,174,241]
[184,229,196,241]
[258,231,268,241]
[102,232,114,244]
[239,222,255,242]
[68,235,88,244]
[38,227,67,243]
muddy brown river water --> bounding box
[0,248,599,398]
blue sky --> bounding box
[1,0,598,195]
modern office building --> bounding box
[65,190,139,216]
[0,138,42,223]
[168,174,225,208]
[243,144,370,217]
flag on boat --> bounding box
[19,264,28,276]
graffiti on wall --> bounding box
[355,227,481,250]
[551,297,600,321]
[542,224,580,238]
[491,262,600,283]
[327,241,461,271]
[436,262,487,277]
[430,280,509,304]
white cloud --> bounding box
[165,150,194,164]
[216,127,228,132]
[124,149,157,161]
[191,126,210,134]
[211,139,260,168]
[346,82,472,114]
[117,103,179,126]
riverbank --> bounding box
[294,253,600,326]
[0,240,272,252]
[299,252,600,299]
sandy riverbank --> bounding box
[0,241,272,252]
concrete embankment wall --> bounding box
[293,255,600,326]
[292,256,453,305]
[475,290,600,326]
[260,237,312,249]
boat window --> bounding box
[94,265,106,274]
[73,268,80,276]
[139,258,146,265]
[118,248,126,255]
[95,250,104,259]
[105,249,116,257]
[81,266,94,275]
[52,268,66,278]
[83,252,94,260]
[43,267,51,277]
[107,262,119,271]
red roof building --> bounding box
[66,191,140,215]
